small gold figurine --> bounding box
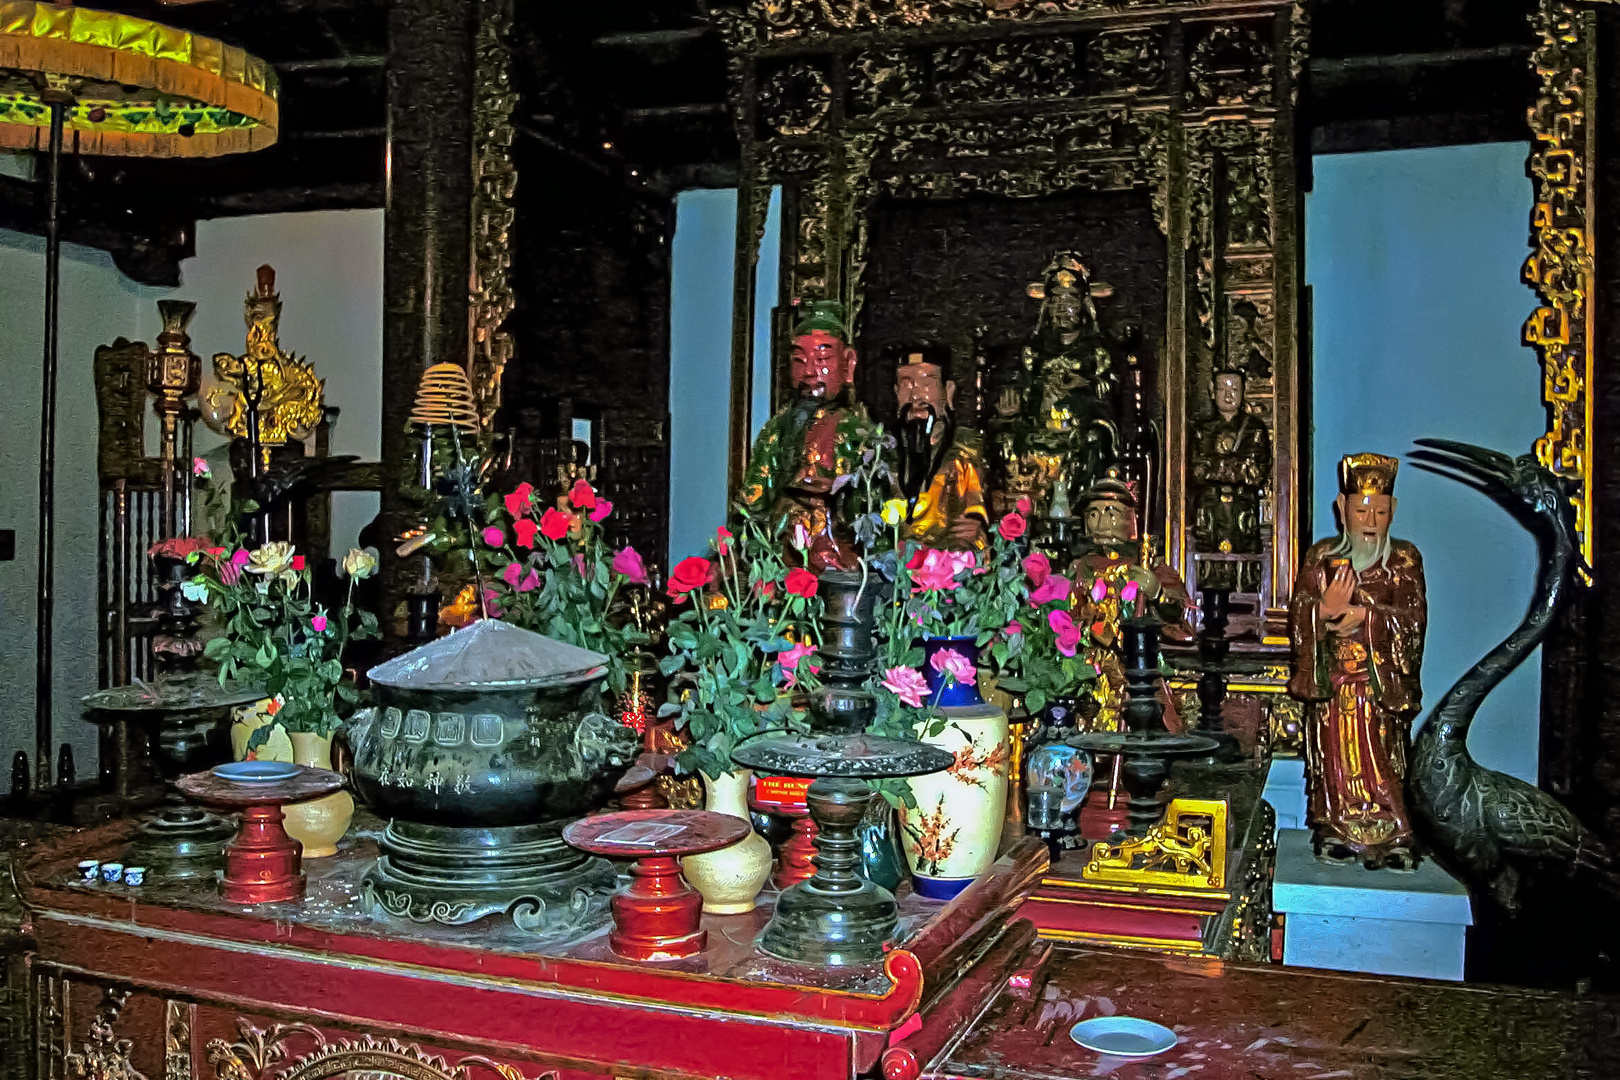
[202,264,325,458]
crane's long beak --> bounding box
[1409,439,1513,496]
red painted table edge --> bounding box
[13,820,1050,1034]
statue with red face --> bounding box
[737,301,871,572]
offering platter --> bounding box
[563,809,751,960]
[175,765,344,903]
[82,675,266,880]
[1066,730,1221,835]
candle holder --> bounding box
[732,732,953,967]
[564,810,751,960]
[176,766,345,903]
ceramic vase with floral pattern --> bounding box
[903,639,1011,900]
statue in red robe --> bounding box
[1288,453,1426,871]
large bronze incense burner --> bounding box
[349,619,638,938]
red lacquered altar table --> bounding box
[924,944,1620,1079]
[11,816,1046,1080]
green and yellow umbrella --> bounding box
[3,0,279,788]
[0,0,277,156]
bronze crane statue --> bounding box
[1407,439,1616,912]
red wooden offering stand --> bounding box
[175,767,345,904]
[564,809,750,960]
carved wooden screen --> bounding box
[716,0,1307,616]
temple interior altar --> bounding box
[4,0,1620,1077]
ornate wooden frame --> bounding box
[1525,0,1611,568]
[715,0,1309,613]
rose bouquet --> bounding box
[991,542,1102,714]
[657,514,824,778]
[480,477,652,695]
[188,542,380,750]
[864,504,1025,732]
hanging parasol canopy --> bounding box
[0,0,277,157]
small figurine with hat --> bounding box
[894,347,989,551]
[735,299,874,572]
[1287,451,1426,871]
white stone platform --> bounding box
[1272,828,1473,981]
[1262,756,1307,833]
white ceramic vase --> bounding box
[902,702,1011,900]
[681,769,773,914]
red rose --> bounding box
[784,567,819,598]
[514,518,539,548]
[539,508,571,541]
[667,556,713,599]
[716,525,734,557]
[504,482,534,519]
[1017,496,1032,515]
[568,478,597,510]
[291,555,306,571]
[999,512,1027,540]
[753,579,777,601]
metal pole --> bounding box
[34,100,64,789]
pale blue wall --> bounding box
[751,187,783,441]
[1307,143,1543,782]
[668,189,738,564]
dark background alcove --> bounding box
[858,189,1167,436]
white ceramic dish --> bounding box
[1069,1017,1178,1058]
[213,761,300,783]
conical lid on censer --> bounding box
[368,619,608,691]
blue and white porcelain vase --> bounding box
[902,637,1011,900]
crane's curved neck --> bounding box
[1429,525,1573,743]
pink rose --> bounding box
[791,523,811,550]
[910,549,963,592]
[929,647,977,687]
[502,562,524,588]
[1022,551,1051,588]
[192,456,210,478]
[1121,580,1140,603]
[777,641,821,689]
[589,499,613,523]
[612,545,649,585]
[572,554,587,578]
[1016,496,1032,515]
[1028,574,1071,606]
[310,615,328,633]
[482,526,505,547]
[999,512,1027,540]
[1049,609,1083,657]
[1005,620,1024,637]
[221,548,250,586]
[1090,577,1108,602]
[881,665,930,709]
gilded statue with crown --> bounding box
[991,251,1123,516]
[202,264,325,456]
[1288,453,1427,871]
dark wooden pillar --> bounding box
[1572,5,1620,841]
[380,0,475,640]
